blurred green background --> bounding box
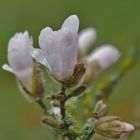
[0,0,140,139]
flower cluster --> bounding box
[2,15,135,140]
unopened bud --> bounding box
[93,101,107,118]
[67,85,87,98]
[95,116,135,139]
[83,61,101,85]
[41,116,59,128]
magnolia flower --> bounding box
[2,31,44,101]
[83,45,120,85]
[31,15,79,82]
[78,28,96,54]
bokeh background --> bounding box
[0,0,140,139]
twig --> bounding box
[36,99,47,114]
[59,85,67,119]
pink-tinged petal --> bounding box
[39,27,53,51]
[61,15,79,33]
[79,28,96,53]
[123,123,135,132]
[56,30,78,80]
[39,15,79,81]
[86,45,120,69]
[7,31,33,86]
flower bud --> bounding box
[78,28,96,55]
[87,45,120,70]
[51,106,61,115]
[2,31,44,101]
[41,116,59,128]
[31,15,79,82]
[95,116,135,139]
[93,101,107,118]
[67,85,87,98]
[83,61,101,85]
[83,45,120,85]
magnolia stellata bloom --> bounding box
[83,45,120,85]
[78,28,96,54]
[95,116,135,139]
[2,31,44,101]
[31,15,79,82]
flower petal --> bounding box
[2,64,13,73]
[56,30,78,80]
[86,45,120,69]
[61,15,79,33]
[39,16,79,81]
[31,48,51,71]
[79,28,96,53]
[8,31,33,76]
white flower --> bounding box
[86,45,120,70]
[31,15,79,81]
[78,28,96,54]
[2,31,33,88]
[2,31,44,101]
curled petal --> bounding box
[2,64,13,73]
[30,48,51,71]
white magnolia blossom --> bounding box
[78,28,96,54]
[86,45,120,70]
[31,15,79,81]
[2,31,34,100]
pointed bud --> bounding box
[67,85,87,98]
[79,28,96,55]
[93,101,107,118]
[41,116,59,128]
[95,116,135,139]
[83,61,101,85]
